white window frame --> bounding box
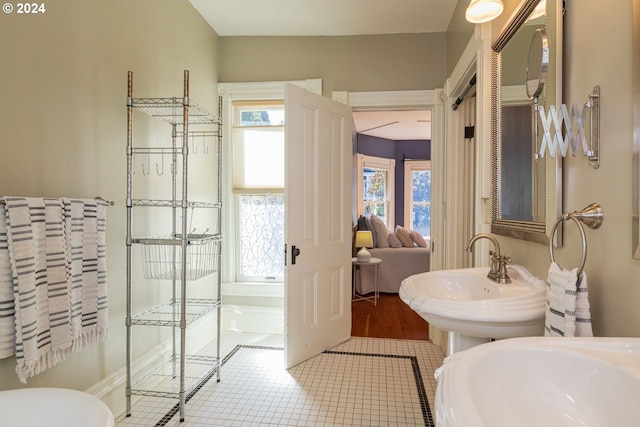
[218,80,321,297]
[404,160,431,235]
[357,153,395,228]
[232,100,286,283]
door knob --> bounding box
[291,245,301,265]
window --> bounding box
[236,194,284,281]
[357,154,395,227]
[232,101,285,282]
[404,160,431,238]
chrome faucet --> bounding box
[466,233,511,284]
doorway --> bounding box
[342,90,441,341]
[219,85,444,348]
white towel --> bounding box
[5,197,72,382]
[564,268,593,337]
[544,261,593,337]
[62,198,109,351]
[2,197,109,382]
[0,204,16,359]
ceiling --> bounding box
[353,110,432,140]
[188,0,450,141]
[188,0,459,37]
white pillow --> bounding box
[410,230,427,248]
[388,232,403,248]
[370,214,390,248]
[395,225,415,247]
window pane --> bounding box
[237,107,285,126]
[238,194,285,279]
[363,168,386,201]
[363,167,388,222]
[364,202,386,224]
[412,170,431,202]
[411,169,431,238]
[233,127,284,189]
[412,204,431,238]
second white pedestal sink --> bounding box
[399,265,546,353]
[434,337,640,427]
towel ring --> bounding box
[549,203,604,278]
[549,213,588,277]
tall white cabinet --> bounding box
[124,70,222,422]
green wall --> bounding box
[0,0,219,416]
[219,33,448,96]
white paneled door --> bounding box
[284,84,353,368]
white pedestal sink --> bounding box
[434,337,640,427]
[399,265,546,353]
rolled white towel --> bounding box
[544,262,592,337]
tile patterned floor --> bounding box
[116,333,444,427]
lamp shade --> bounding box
[466,0,504,23]
[355,231,374,248]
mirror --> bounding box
[526,29,548,99]
[491,0,563,244]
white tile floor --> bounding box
[116,333,444,427]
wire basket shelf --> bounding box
[137,234,221,281]
[129,97,222,126]
[130,354,220,399]
[131,199,222,209]
[130,298,220,327]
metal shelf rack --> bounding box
[124,70,223,422]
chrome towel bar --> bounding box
[0,197,114,206]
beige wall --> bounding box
[1,0,638,418]
[0,0,218,415]
[445,0,476,76]
[219,33,448,95]
[495,0,640,337]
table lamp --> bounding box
[355,230,374,263]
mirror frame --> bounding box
[490,0,563,245]
[634,0,640,259]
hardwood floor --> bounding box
[351,293,429,340]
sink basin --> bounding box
[399,265,546,352]
[435,337,640,427]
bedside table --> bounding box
[351,257,381,305]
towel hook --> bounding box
[202,134,209,155]
[156,151,164,176]
[141,151,151,175]
[549,203,603,278]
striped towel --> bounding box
[544,262,593,337]
[0,204,16,359]
[1,197,109,382]
[62,198,109,351]
[5,197,72,382]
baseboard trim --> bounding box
[85,340,172,418]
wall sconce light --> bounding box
[466,0,504,23]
